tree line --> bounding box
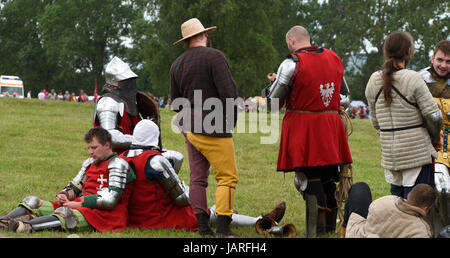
[0,0,448,101]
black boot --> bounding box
[326,208,338,233]
[216,215,239,238]
[316,210,327,236]
[195,212,215,237]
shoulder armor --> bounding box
[276,58,296,86]
[97,96,124,117]
[108,157,129,189]
[73,158,94,185]
[266,58,296,108]
[149,155,172,177]
[418,67,437,84]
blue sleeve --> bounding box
[144,157,165,181]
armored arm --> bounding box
[423,110,443,144]
[148,155,189,206]
[340,77,350,109]
[96,96,133,148]
[161,149,184,174]
[93,157,130,210]
[57,158,93,201]
[263,58,296,110]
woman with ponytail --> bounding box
[365,31,443,198]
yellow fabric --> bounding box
[186,132,238,217]
[434,97,450,167]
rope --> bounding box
[335,163,353,231]
[334,107,355,233]
[339,106,353,137]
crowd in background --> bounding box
[24,88,171,109]
[348,105,370,119]
[30,89,92,103]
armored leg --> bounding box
[255,216,277,234]
[305,193,318,237]
[0,196,41,229]
[209,205,266,228]
[8,215,62,233]
[0,206,32,222]
[266,224,297,238]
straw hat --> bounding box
[173,18,216,46]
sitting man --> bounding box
[120,119,286,237]
[342,182,436,238]
[0,127,133,233]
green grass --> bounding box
[0,98,389,238]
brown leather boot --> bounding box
[264,201,286,223]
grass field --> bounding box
[0,97,389,238]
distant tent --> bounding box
[350,100,366,107]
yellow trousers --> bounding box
[186,132,239,217]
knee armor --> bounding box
[22,196,41,210]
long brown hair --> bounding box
[382,31,414,106]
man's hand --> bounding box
[267,73,277,82]
[56,194,69,205]
[433,141,443,152]
[63,201,82,209]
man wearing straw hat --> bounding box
[170,18,240,237]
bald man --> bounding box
[263,25,352,237]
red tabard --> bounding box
[120,150,198,231]
[94,97,141,155]
[50,156,132,232]
[277,48,352,171]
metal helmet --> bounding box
[102,56,139,115]
[105,56,138,87]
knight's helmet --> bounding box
[103,57,139,115]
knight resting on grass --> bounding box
[0,127,134,233]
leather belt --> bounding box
[286,109,339,114]
[379,124,423,132]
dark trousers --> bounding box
[390,164,434,199]
[302,165,339,209]
[342,182,372,228]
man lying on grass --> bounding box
[120,119,288,238]
[0,127,134,233]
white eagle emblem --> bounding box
[319,82,335,107]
